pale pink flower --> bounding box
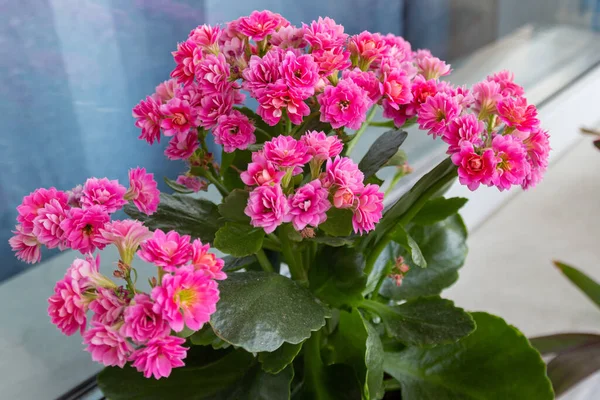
[198,92,234,129]
[280,51,320,97]
[121,293,170,344]
[487,70,524,97]
[348,31,388,66]
[381,68,413,109]
[342,68,382,103]
[160,98,200,136]
[48,274,88,336]
[256,81,310,126]
[33,198,69,250]
[472,80,502,116]
[90,287,127,326]
[417,93,461,138]
[381,34,412,64]
[155,79,179,103]
[9,225,41,264]
[170,40,198,86]
[242,49,284,95]
[130,336,188,379]
[270,25,306,48]
[333,187,356,209]
[300,131,343,161]
[83,322,133,368]
[523,127,551,171]
[497,97,539,132]
[451,143,497,190]
[324,156,365,193]
[67,185,84,208]
[303,17,347,51]
[319,79,372,130]
[195,53,231,94]
[137,229,192,272]
[164,131,199,160]
[188,24,221,53]
[99,220,152,264]
[151,265,219,332]
[312,47,351,77]
[492,135,530,191]
[81,178,127,213]
[61,205,110,254]
[244,184,290,234]
[442,114,485,154]
[64,254,109,290]
[262,135,311,169]
[241,151,285,186]
[237,10,289,41]
[126,167,160,216]
[417,55,451,80]
[221,36,245,63]
[133,95,163,144]
[17,187,69,234]
[190,239,226,280]
[175,175,208,192]
[447,84,474,109]
[352,184,384,235]
[288,180,331,231]
[213,110,256,153]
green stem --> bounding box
[267,233,281,246]
[304,330,332,400]
[371,260,394,301]
[345,106,377,156]
[254,127,272,140]
[384,170,403,198]
[279,227,307,283]
[204,171,230,197]
[157,266,165,285]
[368,121,395,127]
[291,111,319,138]
[364,233,391,277]
[255,249,274,272]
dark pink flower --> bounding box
[17,187,69,234]
[263,135,311,169]
[497,97,539,132]
[164,131,199,161]
[300,130,343,161]
[133,95,163,144]
[33,198,70,250]
[319,79,372,130]
[190,239,226,280]
[443,114,485,154]
[195,53,231,94]
[188,24,221,53]
[214,110,256,153]
[256,81,311,126]
[451,143,497,190]
[60,205,110,254]
[170,40,198,86]
[487,70,524,97]
[492,135,530,191]
[81,178,127,213]
[160,98,200,136]
[417,93,461,138]
[324,156,365,193]
[48,274,88,336]
[280,51,319,97]
[288,180,331,231]
[303,17,347,51]
[237,10,289,41]
[241,151,285,186]
[9,225,42,264]
[130,336,188,379]
[198,92,234,129]
[343,68,382,103]
[126,167,160,216]
[312,47,352,77]
[137,229,192,272]
[352,184,384,235]
[175,175,208,192]
[245,184,291,234]
[83,322,133,368]
[121,293,170,344]
[90,287,127,326]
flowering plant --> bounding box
[10,11,554,399]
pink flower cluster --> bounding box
[242,132,383,235]
[9,168,160,264]
[45,224,224,380]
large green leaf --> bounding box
[124,193,221,243]
[219,189,251,223]
[228,364,294,400]
[384,312,554,400]
[213,222,265,257]
[319,208,354,237]
[222,255,258,272]
[223,149,252,191]
[361,297,475,346]
[259,342,303,374]
[554,261,600,309]
[211,272,329,352]
[412,197,468,226]
[380,214,467,300]
[358,129,408,179]
[164,176,194,194]
[546,341,600,396]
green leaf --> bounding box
[380,214,467,300]
[210,271,329,353]
[219,189,250,223]
[318,207,354,237]
[529,333,600,355]
[310,246,367,308]
[190,325,230,349]
[220,150,236,177]
[229,364,294,400]
[224,149,252,191]
[390,225,427,268]
[259,342,303,374]
[364,174,384,186]
[295,363,363,400]
[307,234,356,247]
[222,255,258,272]
[384,149,408,167]
[174,325,195,338]
[554,261,600,309]
[358,129,408,179]
[412,197,468,226]
[362,297,475,346]
[546,341,600,396]
[384,312,554,400]
[163,177,194,194]
[124,193,221,243]
[368,120,396,129]
[214,222,264,257]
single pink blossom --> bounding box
[195,53,231,94]
[312,47,352,77]
[174,82,203,108]
[175,175,208,192]
[242,49,284,95]
[349,31,388,66]
[65,254,113,290]
[60,205,110,254]
[497,97,539,132]
[451,143,497,190]
[126,167,160,216]
[492,134,530,190]
[130,335,188,379]
[83,322,133,368]
[17,187,69,234]
[81,178,127,213]
[256,81,311,126]
[303,17,347,51]
[90,287,127,326]
[137,229,192,272]
[411,75,441,109]
[381,68,413,109]
[280,51,319,97]
[198,92,234,129]
[188,24,221,53]
[33,198,70,250]
[487,70,524,97]
[151,265,219,332]
[333,187,356,209]
[443,114,485,154]
[133,95,163,144]
[319,79,372,130]
[164,131,199,161]
[155,79,179,103]
[245,184,290,234]
[288,180,331,231]
[99,220,152,264]
[237,10,288,41]
[300,131,343,161]
[352,184,384,235]
[190,239,226,280]
[323,156,365,193]
[521,128,550,190]
[48,274,88,336]
[380,34,413,64]
[214,110,257,153]
[67,185,84,208]
[241,151,285,186]
[417,93,461,138]
[9,225,42,264]
[170,40,198,86]
[121,293,170,344]
[343,68,382,103]
[262,135,311,169]
[160,98,200,136]
[270,25,306,48]
[472,80,502,116]
[417,54,451,80]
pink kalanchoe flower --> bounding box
[487,70,525,97]
[411,75,441,109]
[245,184,291,234]
[280,51,320,98]
[151,265,219,332]
[60,205,110,254]
[262,135,311,170]
[237,10,288,41]
[417,54,451,80]
[241,151,285,186]
[300,131,343,161]
[160,98,200,136]
[381,68,413,109]
[176,175,208,192]
[492,134,531,191]
[352,184,384,235]
[417,92,461,138]
[451,143,497,191]
[81,178,127,214]
[170,40,197,86]
[348,31,388,67]
[256,81,311,126]
[121,293,170,344]
[83,322,133,368]
[99,220,152,265]
[312,47,352,77]
[242,49,284,95]
[47,274,88,336]
[381,34,413,64]
[126,167,160,216]
[190,239,226,280]
[497,97,539,132]
[195,53,231,94]
[323,156,365,193]
[67,185,84,208]
[188,24,221,53]
[17,187,69,234]
[33,198,70,250]
[174,82,203,108]
[303,17,347,51]
[443,114,485,154]
[214,110,257,153]
[90,287,127,326]
[137,229,192,272]
[270,25,306,48]
[472,80,502,117]
[65,254,114,290]
[133,95,163,145]
[382,100,411,128]
[333,187,357,209]
[164,131,199,161]
[522,128,550,190]
[155,79,179,103]
[319,79,372,130]
[130,335,188,380]
[343,68,382,103]
[288,180,331,231]
[9,225,41,264]
[198,92,234,129]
